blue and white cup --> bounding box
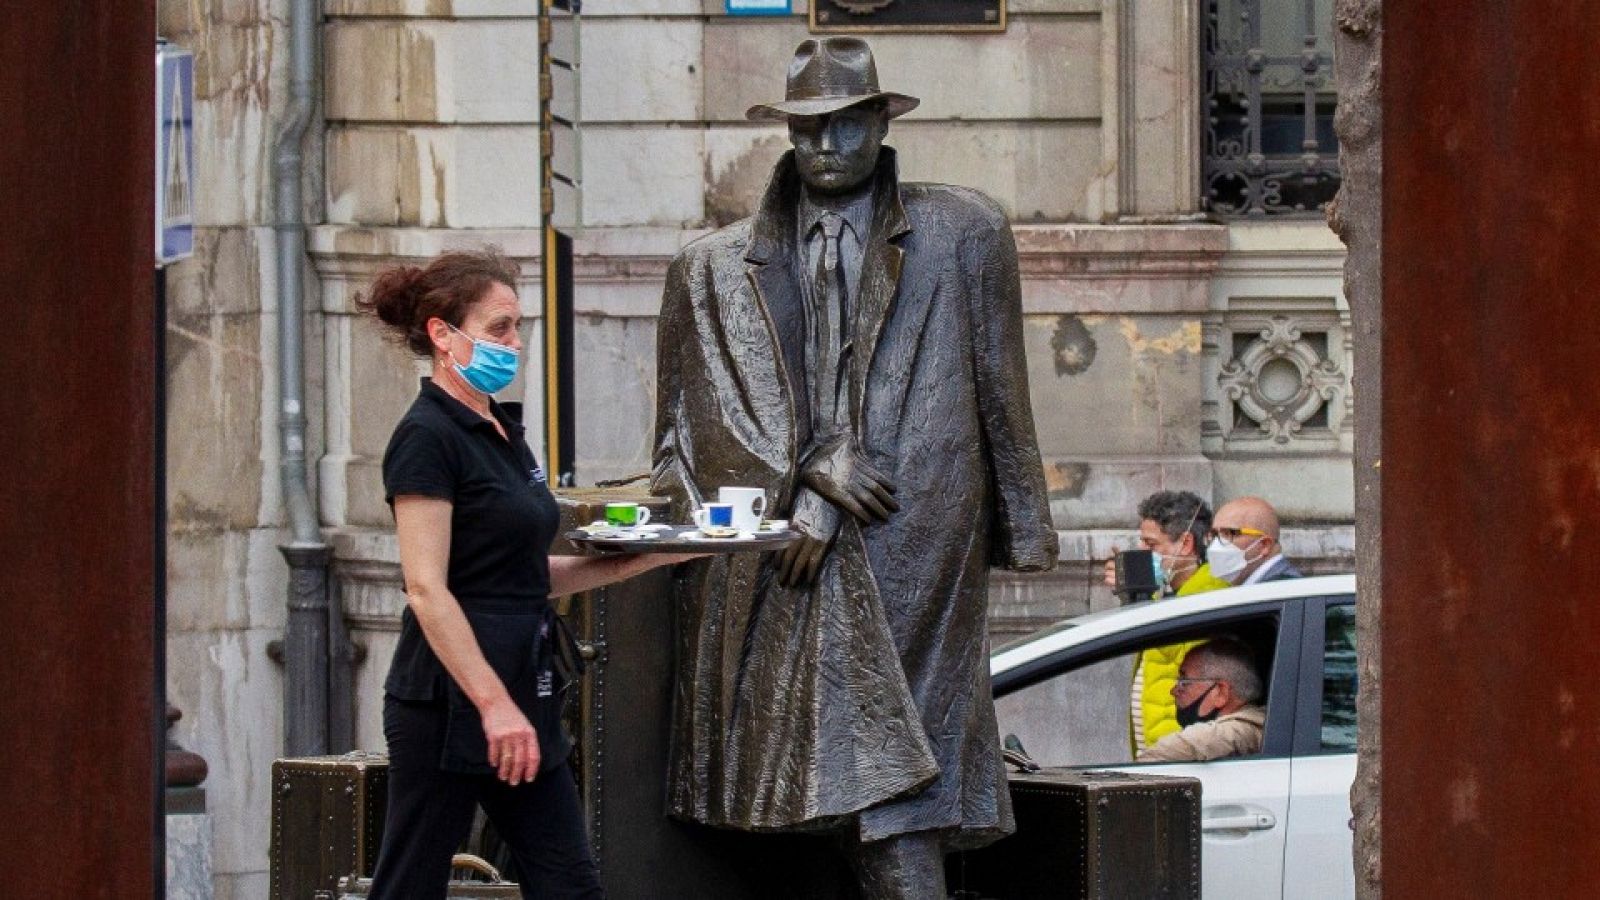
[692,502,736,531]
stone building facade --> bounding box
[159,0,1352,894]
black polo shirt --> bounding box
[381,378,560,703]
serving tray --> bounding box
[564,524,800,554]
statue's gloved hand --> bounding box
[775,489,840,589]
[799,432,899,525]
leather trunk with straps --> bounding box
[269,752,390,900]
[947,767,1202,900]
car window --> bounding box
[1320,603,1358,752]
[994,617,1279,767]
[995,652,1138,767]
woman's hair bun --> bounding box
[357,249,520,358]
[359,265,426,331]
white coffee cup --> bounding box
[717,487,767,532]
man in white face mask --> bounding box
[1206,496,1302,585]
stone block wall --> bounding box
[693,5,1107,223]
[324,5,543,228]
[159,0,294,896]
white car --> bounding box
[991,574,1357,900]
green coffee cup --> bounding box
[604,502,651,527]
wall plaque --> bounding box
[809,0,1005,33]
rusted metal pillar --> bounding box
[0,1,160,895]
[1383,3,1600,895]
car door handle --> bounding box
[1202,811,1277,832]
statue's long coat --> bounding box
[652,149,1058,847]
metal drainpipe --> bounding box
[275,0,332,758]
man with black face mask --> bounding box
[1137,637,1266,763]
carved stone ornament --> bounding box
[1217,315,1346,443]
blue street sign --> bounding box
[156,44,194,266]
[726,0,789,16]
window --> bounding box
[1319,603,1357,752]
[996,652,1140,768]
[995,618,1280,767]
[1202,0,1340,215]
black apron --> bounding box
[439,598,584,775]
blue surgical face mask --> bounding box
[1153,549,1196,595]
[448,323,519,395]
[1151,554,1171,594]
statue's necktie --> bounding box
[814,213,851,429]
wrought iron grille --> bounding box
[1202,0,1340,216]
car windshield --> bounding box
[993,621,1078,656]
[991,600,1162,656]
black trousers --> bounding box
[368,696,602,900]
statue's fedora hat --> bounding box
[746,37,919,121]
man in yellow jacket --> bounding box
[1103,491,1230,752]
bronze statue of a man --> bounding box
[652,37,1059,897]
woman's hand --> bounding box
[548,551,712,597]
[482,697,540,785]
[652,551,713,566]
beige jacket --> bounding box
[1136,705,1267,763]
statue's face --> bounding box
[788,103,888,195]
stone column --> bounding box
[1104,0,1203,217]
[1330,0,1381,895]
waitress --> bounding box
[358,249,689,898]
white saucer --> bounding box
[581,524,658,540]
[684,530,754,542]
